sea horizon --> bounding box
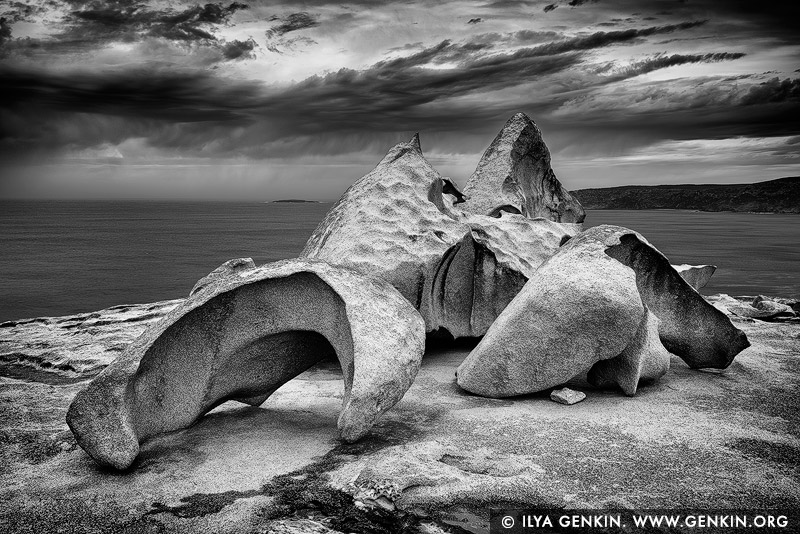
[1,201,797,323]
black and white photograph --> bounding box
[1,0,798,532]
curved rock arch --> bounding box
[67,259,426,470]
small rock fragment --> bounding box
[550,388,586,405]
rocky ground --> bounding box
[0,296,798,533]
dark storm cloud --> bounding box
[0,11,794,162]
[1,1,47,23]
[266,12,319,39]
[557,100,800,148]
[222,38,258,60]
[69,1,248,41]
[620,52,746,78]
[0,18,11,45]
[264,12,320,53]
[741,78,800,105]
[375,21,708,71]
[525,20,707,56]
[0,45,584,158]
[0,1,250,61]
[691,0,800,44]
[551,75,800,148]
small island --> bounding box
[271,199,320,203]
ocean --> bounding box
[0,201,797,322]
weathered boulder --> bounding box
[457,225,749,397]
[707,294,796,321]
[752,295,795,316]
[190,257,256,296]
[301,134,464,305]
[455,225,645,397]
[430,215,577,338]
[599,227,750,368]
[301,133,576,338]
[587,309,671,395]
[459,112,585,223]
[673,264,716,291]
[66,258,426,470]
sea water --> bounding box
[0,201,797,322]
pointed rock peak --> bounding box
[377,133,425,166]
[460,111,585,224]
[506,112,534,128]
[409,132,422,152]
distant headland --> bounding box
[572,176,799,214]
[270,199,320,203]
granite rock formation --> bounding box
[62,112,755,472]
[456,225,647,397]
[189,257,256,296]
[456,225,749,397]
[709,294,798,321]
[301,132,577,338]
[587,309,671,395]
[460,112,585,223]
[66,259,425,469]
[4,301,798,532]
[600,226,750,369]
[673,264,716,291]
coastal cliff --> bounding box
[572,176,800,213]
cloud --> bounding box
[0,45,584,160]
[266,12,319,39]
[478,1,537,8]
[549,75,800,153]
[222,38,258,60]
[522,21,707,56]
[1,16,766,163]
[741,77,800,105]
[68,1,249,42]
[264,11,320,53]
[0,18,11,45]
[691,0,800,45]
[1,1,797,190]
[620,52,746,78]
[374,21,709,72]
[0,0,248,62]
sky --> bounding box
[0,0,798,200]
